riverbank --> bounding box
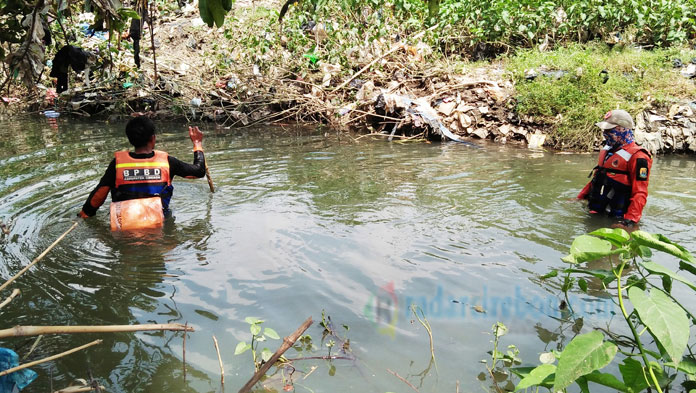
[2,0,695,153]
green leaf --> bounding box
[264,328,280,340]
[589,228,630,246]
[677,356,696,375]
[631,231,695,263]
[261,348,273,362]
[619,358,650,393]
[515,364,556,391]
[541,270,558,279]
[642,262,696,291]
[234,341,251,355]
[679,261,696,277]
[628,287,690,363]
[553,331,617,391]
[562,235,622,264]
[661,276,673,293]
[198,0,214,27]
[250,323,261,336]
[245,317,262,324]
[583,370,628,392]
[563,268,612,280]
[578,278,588,293]
[209,0,227,27]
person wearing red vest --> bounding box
[577,109,652,230]
[78,116,206,230]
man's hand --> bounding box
[78,210,89,219]
[611,219,638,232]
[189,126,204,152]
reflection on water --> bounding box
[1,119,695,392]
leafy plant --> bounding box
[234,317,281,371]
[515,228,696,393]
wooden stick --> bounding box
[54,385,106,393]
[205,161,215,193]
[387,368,420,393]
[238,317,313,393]
[0,340,102,377]
[0,288,20,310]
[0,221,79,293]
[333,25,437,92]
[213,335,224,384]
[0,323,194,339]
[149,0,158,83]
[183,322,188,381]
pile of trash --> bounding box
[336,69,548,147]
[635,101,696,153]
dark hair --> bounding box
[125,116,156,147]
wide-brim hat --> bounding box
[595,109,634,129]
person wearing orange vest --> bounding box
[78,116,206,230]
[577,109,652,230]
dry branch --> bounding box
[0,221,79,293]
[387,368,420,393]
[0,340,102,377]
[213,335,224,384]
[0,288,20,310]
[0,323,194,338]
[238,317,313,393]
[334,25,437,92]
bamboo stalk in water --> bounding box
[213,335,224,384]
[54,385,106,393]
[0,323,194,338]
[0,221,79,293]
[238,317,313,393]
[0,340,102,377]
[0,288,20,310]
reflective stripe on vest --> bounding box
[115,150,171,188]
[597,146,637,186]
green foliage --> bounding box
[437,0,696,50]
[234,317,280,371]
[505,44,696,150]
[505,229,696,393]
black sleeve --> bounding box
[169,152,206,178]
[81,159,116,216]
[635,157,649,181]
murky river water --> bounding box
[1,118,695,393]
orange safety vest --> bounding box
[110,150,171,231]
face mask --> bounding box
[604,127,634,148]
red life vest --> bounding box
[588,143,650,217]
[596,143,649,186]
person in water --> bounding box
[577,109,652,230]
[78,116,206,230]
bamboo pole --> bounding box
[0,288,20,310]
[54,385,106,393]
[0,340,102,377]
[0,221,79,293]
[238,317,313,393]
[213,335,224,384]
[0,323,194,339]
